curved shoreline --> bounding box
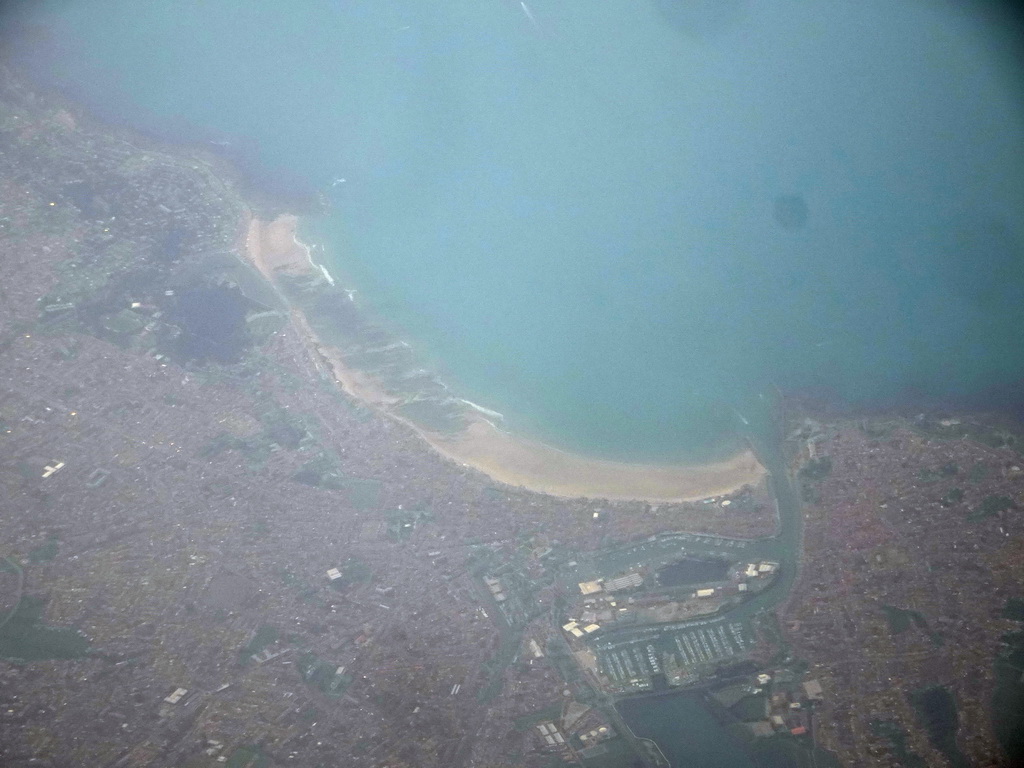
[244,213,768,503]
[426,418,766,502]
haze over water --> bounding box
[13,0,1024,463]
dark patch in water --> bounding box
[657,556,729,586]
[773,194,809,231]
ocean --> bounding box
[8,0,1024,465]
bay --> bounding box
[8,0,1024,464]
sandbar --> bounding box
[243,213,768,503]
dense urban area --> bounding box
[2,68,1024,768]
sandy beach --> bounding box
[244,213,768,503]
[244,214,311,278]
[426,417,766,502]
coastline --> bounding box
[243,213,768,503]
[428,419,766,503]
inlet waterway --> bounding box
[612,422,805,767]
[618,691,756,768]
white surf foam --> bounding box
[293,232,335,286]
[458,398,506,422]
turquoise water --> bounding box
[10,0,1024,462]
